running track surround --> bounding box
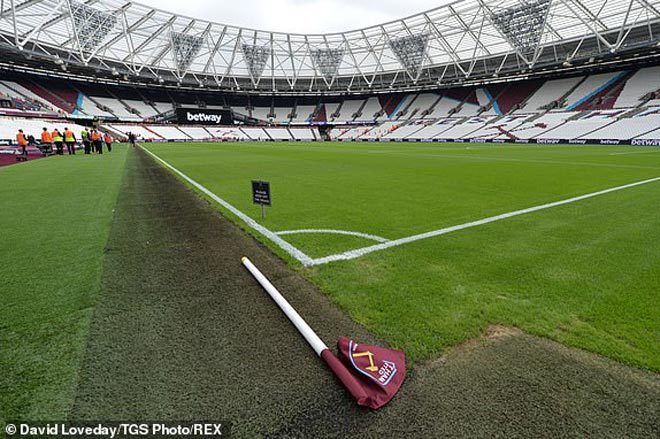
[141,146,660,267]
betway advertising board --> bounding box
[176,108,233,125]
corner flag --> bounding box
[241,256,406,410]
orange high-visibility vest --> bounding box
[91,132,100,141]
[64,130,74,142]
[104,133,112,144]
[41,131,52,143]
[16,132,27,145]
[52,130,62,142]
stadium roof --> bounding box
[0,0,659,93]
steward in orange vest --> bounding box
[40,127,53,155]
[103,132,113,153]
[91,130,103,154]
[52,129,64,155]
[16,129,27,155]
[63,127,76,155]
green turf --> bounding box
[0,147,128,421]
[70,148,660,438]
[144,142,660,370]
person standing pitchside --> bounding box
[81,127,91,154]
[16,129,28,156]
[91,129,103,154]
[40,127,53,154]
[64,127,76,155]
[103,132,113,153]
[52,129,64,155]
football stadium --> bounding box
[1,0,660,437]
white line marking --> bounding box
[142,145,660,267]
[609,149,660,156]
[375,151,660,170]
[276,229,389,243]
[141,146,315,266]
[308,176,660,266]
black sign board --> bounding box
[176,108,233,125]
[252,181,271,206]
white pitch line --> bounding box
[276,229,389,243]
[141,146,315,266]
[309,176,660,266]
[609,149,660,156]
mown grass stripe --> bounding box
[310,176,660,265]
[141,145,314,265]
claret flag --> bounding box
[242,257,406,410]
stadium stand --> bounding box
[361,122,399,139]
[266,128,293,140]
[205,126,250,141]
[289,127,319,140]
[382,120,427,139]
[105,124,161,140]
[0,65,658,145]
[646,98,660,107]
[338,125,378,140]
[436,116,494,139]
[323,102,340,123]
[583,109,660,140]
[335,99,365,123]
[272,107,293,123]
[152,102,174,115]
[178,126,212,140]
[519,77,584,112]
[354,98,382,122]
[0,80,58,113]
[406,119,457,140]
[507,112,577,139]
[537,112,619,139]
[250,107,271,122]
[637,126,660,140]
[423,97,457,118]
[20,78,80,114]
[615,66,660,109]
[458,101,482,117]
[94,97,141,121]
[0,117,87,140]
[563,71,627,111]
[378,95,404,119]
[290,105,316,123]
[77,95,115,118]
[464,115,531,140]
[475,88,499,115]
[0,0,656,152]
[241,127,270,140]
[147,126,189,140]
[403,94,439,120]
[123,100,159,119]
[493,80,543,114]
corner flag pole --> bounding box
[241,256,327,355]
[241,256,371,406]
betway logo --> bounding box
[537,138,561,144]
[632,139,660,146]
[187,112,223,124]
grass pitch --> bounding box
[1,144,658,434]
[69,148,660,437]
[0,147,128,420]
[144,142,660,370]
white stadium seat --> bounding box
[0,117,88,140]
[519,77,583,112]
[615,66,660,108]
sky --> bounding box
[137,0,452,34]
